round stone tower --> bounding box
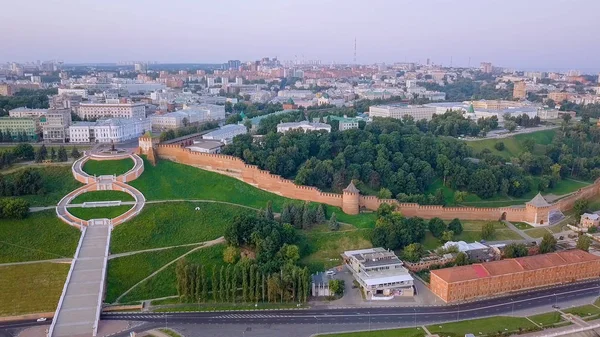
[342,181,360,215]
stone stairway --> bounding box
[49,224,111,337]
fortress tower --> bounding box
[525,193,552,225]
[138,133,158,165]
[342,181,360,215]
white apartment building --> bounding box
[150,111,189,130]
[58,88,88,99]
[9,107,48,118]
[77,102,146,120]
[202,124,247,144]
[343,248,414,299]
[277,90,314,100]
[184,104,226,120]
[277,121,331,133]
[69,118,151,143]
[369,104,437,121]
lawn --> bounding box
[4,166,82,206]
[527,311,564,326]
[130,157,376,228]
[0,210,81,263]
[110,202,249,254]
[106,246,193,303]
[427,316,538,336]
[422,221,522,250]
[317,327,427,337]
[0,262,70,316]
[70,190,135,204]
[120,245,226,303]
[524,227,551,238]
[563,304,600,320]
[68,205,133,220]
[82,157,134,176]
[299,229,372,272]
[512,222,534,230]
[466,129,556,159]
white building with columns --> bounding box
[69,118,151,143]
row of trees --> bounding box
[33,145,75,163]
[279,202,330,230]
[0,130,34,143]
[421,111,499,137]
[175,258,311,304]
[0,197,29,219]
[370,204,427,250]
[0,169,44,197]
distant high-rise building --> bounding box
[222,77,229,86]
[597,72,600,84]
[207,77,215,87]
[480,62,493,74]
[513,81,527,99]
[134,63,147,73]
[227,60,241,70]
[235,77,243,85]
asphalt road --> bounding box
[101,280,600,325]
[2,279,599,335]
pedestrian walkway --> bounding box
[49,224,111,337]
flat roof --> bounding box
[431,250,600,284]
[359,268,413,286]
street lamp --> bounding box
[413,308,417,328]
[368,311,371,331]
[457,303,460,322]
[511,298,514,316]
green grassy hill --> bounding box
[466,129,556,159]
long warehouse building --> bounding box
[430,249,600,303]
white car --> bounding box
[37,318,47,322]
[326,270,336,276]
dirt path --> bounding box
[114,237,225,303]
[0,258,72,267]
[109,238,224,260]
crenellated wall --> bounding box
[149,143,600,222]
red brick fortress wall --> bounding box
[150,143,600,220]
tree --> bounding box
[402,243,424,263]
[428,217,446,238]
[573,199,589,222]
[576,235,591,252]
[175,259,188,301]
[494,142,505,151]
[12,143,34,160]
[448,218,463,235]
[50,148,56,161]
[264,200,274,221]
[455,252,469,266]
[504,243,529,258]
[223,245,239,264]
[539,233,557,254]
[71,147,82,159]
[57,146,68,162]
[453,191,467,203]
[328,212,339,231]
[201,265,208,302]
[301,203,313,229]
[182,117,189,127]
[34,144,47,163]
[441,230,454,242]
[315,204,326,224]
[505,120,517,132]
[212,266,218,302]
[481,222,496,240]
[0,198,30,219]
[468,169,498,199]
[219,266,226,302]
[377,188,392,199]
[328,279,345,296]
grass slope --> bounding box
[466,129,556,159]
[0,210,80,263]
[4,166,82,206]
[70,190,135,203]
[300,228,372,272]
[82,158,134,176]
[427,316,537,336]
[68,205,133,220]
[110,202,248,254]
[106,247,193,303]
[120,244,225,303]
[131,157,377,228]
[0,263,70,316]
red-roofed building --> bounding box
[430,250,600,303]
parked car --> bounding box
[326,270,336,276]
[37,318,47,322]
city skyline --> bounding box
[1,0,599,72]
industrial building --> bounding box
[430,250,600,303]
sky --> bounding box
[1,0,599,72]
